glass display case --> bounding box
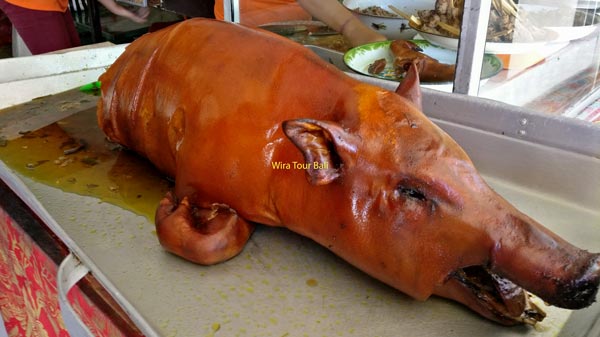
[453,0,600,122]
[223,0,600,123]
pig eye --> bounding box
[397,186,427,201]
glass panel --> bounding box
[476,0,600,123]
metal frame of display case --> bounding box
[454,0,491,95]
[223,0,240,23]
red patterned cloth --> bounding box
[0,206,127,337]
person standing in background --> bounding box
[0,0,150,55]
[213,0,386,47]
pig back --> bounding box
[97,18,358,178]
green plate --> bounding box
[343,40,503,83]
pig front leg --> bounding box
[155,192,255,265]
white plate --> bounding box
[343,40,502,83]
[522,4,599,43]
[415,29,552,55]
[547,25,597,43]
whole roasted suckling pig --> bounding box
[97,19,600,326]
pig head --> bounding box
[97,19,600,326]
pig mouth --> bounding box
[447,266,546,326]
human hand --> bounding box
[341,16,387,47]
[97,0,150,24]
[127,6,150,23]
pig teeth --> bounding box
[519,299,546,326]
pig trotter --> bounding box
[155,192,255,265]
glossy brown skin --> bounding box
[390,40,456,82]
[97,19,600,325]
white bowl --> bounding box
[342,0,435,40]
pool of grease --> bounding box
[0,107,172,221]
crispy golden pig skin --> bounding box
[97,19,599,326]
[390,40,456,82]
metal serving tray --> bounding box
[1,46,599,337]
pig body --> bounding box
[97,19,599,325]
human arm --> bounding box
[296,0,386,46]
[97,0,150,24]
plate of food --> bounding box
[343,39,502,83]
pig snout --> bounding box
[556,255,600,309]
[489,212,600,309]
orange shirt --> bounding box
[214,0,311,26]
[6,0,68,12]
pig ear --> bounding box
[282,119,358,186]
[395,62,422,110]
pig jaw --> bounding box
[434,268,546,325]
